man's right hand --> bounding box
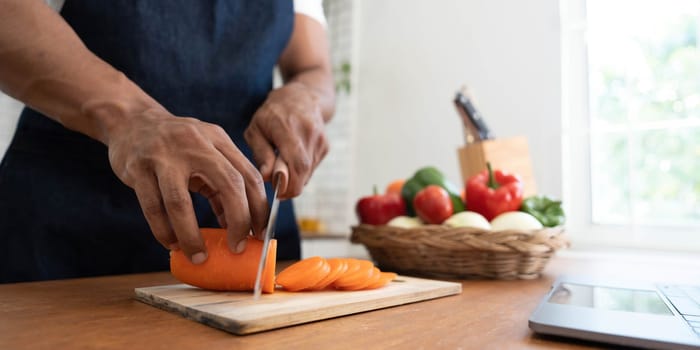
[106,108,269,264]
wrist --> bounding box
[284,81,320,102]
[283,79,334,123]
[80,71,164,145]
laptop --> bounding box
[529,275,700,349]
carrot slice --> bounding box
[310,258,348,290]
[276,256,331,292]
[170,228,277,293]
[337,267,382,291]
[364,271,398,290]
[332,259,375,289]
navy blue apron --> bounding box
[0,0,300,283]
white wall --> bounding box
[352,0,562,203]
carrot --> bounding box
[170,228,277,293]
[310,258,349,290]
[276,256,331,292]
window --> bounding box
[562,0,700,250]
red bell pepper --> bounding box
[356,186,406,225]
[466,163,524,221]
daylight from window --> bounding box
[587,0,700,228]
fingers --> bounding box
[204,162,255,254]
[189,175,227,229]
[132,172,178,251]
[249,118,318,199]
[154,151,261,258]
[209,197,227,228]
[312,132,329,173]
[157,172,207,264]
[275,125,327,199]
[111,113,272,262]
[244,124,277,182]
[212,126,269,240]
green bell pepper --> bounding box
[401,166,465,216]
[520,196,566,227]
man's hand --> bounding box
[244,14,336,199]
[244,82,328,199]
[107,108,269,263]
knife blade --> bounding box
[253,159,288,300]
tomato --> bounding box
[413,185,454,224]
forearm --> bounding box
[278,14,335,123]
[0,0,163,144]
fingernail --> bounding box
[235,239,247,254]
[191,252,207,264]
[260,164,269,175]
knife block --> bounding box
[457,136,537,197]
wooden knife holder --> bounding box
[457,136,537,197]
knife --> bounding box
[253,157,288,300]
[454,87,493,141]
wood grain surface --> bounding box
[135,276,461,334]
[2,254,700,349]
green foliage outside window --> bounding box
[589,5,700,226]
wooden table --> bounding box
[2,251,699,349]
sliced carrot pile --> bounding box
[276,257,397,292]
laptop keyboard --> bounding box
[657,284,700,336]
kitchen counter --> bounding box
[2,252,699,349]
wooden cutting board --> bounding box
[135,276,461,335]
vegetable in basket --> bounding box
[490,211,543,230]
[355,186,406,225]
[387,216,423,228]
[401,166,465,216]
[413,185,454,224]
[520,195,565,227]
[443,211,491,229]
[465,162,524,221]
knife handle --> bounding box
[271,157,289,196]
[454,97,481,144]
[455,89,493,140]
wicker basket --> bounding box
[351,224,569,280]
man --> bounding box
[0,0,335,282]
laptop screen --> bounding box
[548,283,673,315]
